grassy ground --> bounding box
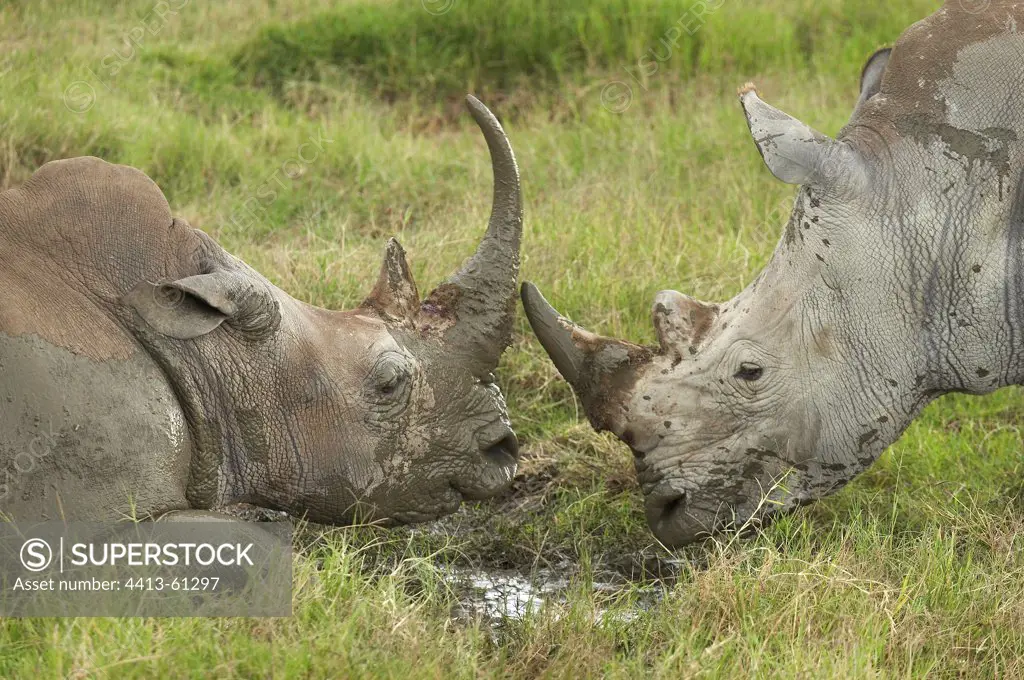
[5,0,1024,676]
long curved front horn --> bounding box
[421,95,523,375]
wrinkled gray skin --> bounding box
[524,1,1024,547]
[0,96,522,525]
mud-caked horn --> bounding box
[520,282,652,431]
[421,95,523,375]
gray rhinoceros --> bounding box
[0,96,521,524]
[523,1,1024,546]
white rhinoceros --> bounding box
[0,96,521,524]
[523,1,1024,546]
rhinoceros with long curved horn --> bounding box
[0,95,521,524]
[524,1,1024,546]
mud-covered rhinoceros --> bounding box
[0,96,522,524]
[523,1,1024,546]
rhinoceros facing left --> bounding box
[524,1,1024,546]
[0,96,521,524]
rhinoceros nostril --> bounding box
[661,492,686,520]
[481,433,519,467]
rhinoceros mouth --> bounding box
[644,473,802,546]
[386,488,465,524]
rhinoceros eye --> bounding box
[364,352,415,428]
[366,351,413,403]
[734,362,763,382]
[371,355,410,394]
[376,362,402,394]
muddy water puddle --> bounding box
[445,566,667,627]
[234,505,678,627]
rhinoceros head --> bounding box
[526,2,1024,546]
[125,97,521,524]
[523,65,893,545]
[336,95,524,522]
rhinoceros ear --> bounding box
[124,271,280,340]
[652,290,719,358]
[739,83,858,188]
[362,238,420,321]
[851,47,891,119]
[858,48,890,102]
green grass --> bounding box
[6,0,1024,676]
[225,0,926,103]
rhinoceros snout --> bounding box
[451,430,518,501]
[645,479,714,547]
